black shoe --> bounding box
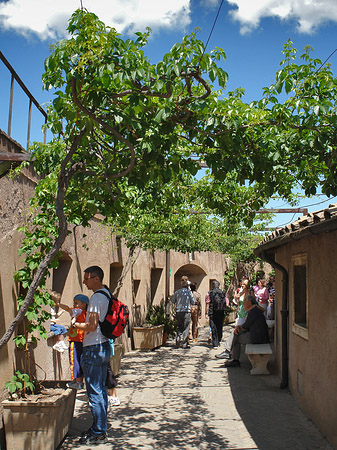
[80,429,92,437]
[224,359,240,368]
[182,345,190,349]
[78,432,108,445]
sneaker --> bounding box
[66,381,84,390]
[78,432,108,445]
[215,350,231,359]
[60,341,68,350]
[108,396,120,407]
[224,359,240,368]
[53,342,65,353]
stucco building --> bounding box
[0,134,230,392]
[255,203,337,449]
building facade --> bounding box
[0,151,229,391]
[255,204,337,449]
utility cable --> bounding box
[299,196,337,208]
[198,0,225,68]
[266,196,336,210]
[274,212,297,228]
[315,48,337,74]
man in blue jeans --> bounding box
[71,265,110,445]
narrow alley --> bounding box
[60,326,333,450]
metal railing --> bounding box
[0,50,47,150]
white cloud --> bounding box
[226,0,337,34]
[0,0,191,40]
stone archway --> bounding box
[174,264,207,292]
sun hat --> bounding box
[74,294,89,305]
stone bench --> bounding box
[245,343,272,375]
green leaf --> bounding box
[154,108,167,123]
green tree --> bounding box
[2,9,337,352]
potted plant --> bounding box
[132,302,176,350]
[145,302,176,345]
[0,209,77,450]
[2,376,76,450]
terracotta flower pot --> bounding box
[132,325,164,350]
[2,381,76,450]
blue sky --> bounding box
[1,0,337,228]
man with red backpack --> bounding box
[71,265,110,445]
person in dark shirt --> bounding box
[216,295,269,367]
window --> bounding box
[292,254,308,339]
[151,268,163,303]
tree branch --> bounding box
[71,77,136,178]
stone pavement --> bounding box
[59,325,333,450]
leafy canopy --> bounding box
[5,8,337,354]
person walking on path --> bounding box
[171,276,195,348]
[205,280,227,348]
[71,265,110,445]
[189,282,202,342]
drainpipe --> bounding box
[261,250,289,389]
[165,250,171,313]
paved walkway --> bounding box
[60,326,333,450]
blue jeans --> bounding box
[81,341,110,436]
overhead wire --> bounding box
[266,195,337,210]
[299,196,337,209]
[315,48,337,73]
[274,213,297,228]
[265,196,337,230]
[197,0,225,68]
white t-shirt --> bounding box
[83,288,109,347]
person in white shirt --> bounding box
[71,266,110,445]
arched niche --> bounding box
[174,264,207,292]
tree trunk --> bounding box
[0,128,86,350]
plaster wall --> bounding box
[0,168,38,389]
[274,231,337,449]
[1,167,234,389]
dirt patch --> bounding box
[19,387,66,403]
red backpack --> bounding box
[96,288,129,339]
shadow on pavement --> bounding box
[59,327,332,450]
